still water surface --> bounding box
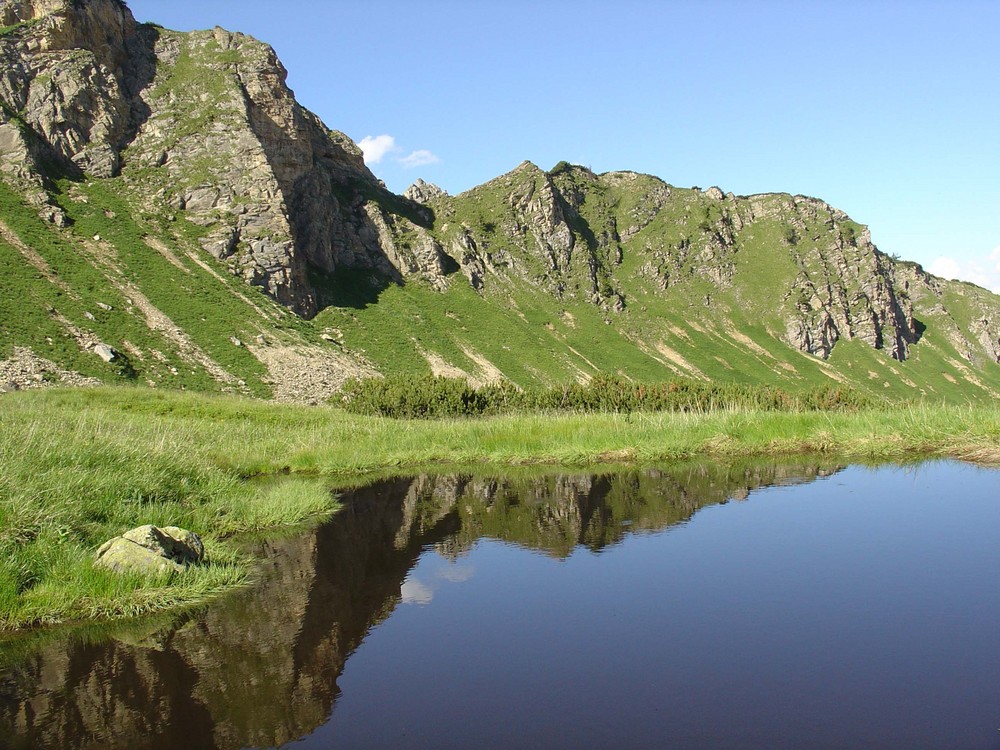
[2,459,999,749]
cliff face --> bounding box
[0,0,450,316]
[0,0,998,401]
[0,0,137,179]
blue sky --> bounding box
[127,1,1000,292]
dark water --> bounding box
[2,459,1000,750]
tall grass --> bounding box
[1,386,997,630]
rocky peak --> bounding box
[404,178,447,204]
[0,0,141,178]
[0,0,458,315]
[7,0,134,65]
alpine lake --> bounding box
[2,459,999,750]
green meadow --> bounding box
[1,386,997,632]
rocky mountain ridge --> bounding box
[1,0,998,402]
[0,0,448,315]
[426,161,923,361]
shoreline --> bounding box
[1,386,998,632]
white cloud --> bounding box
[358,134,396,165]
[400,577,434,605]
[357,134,439,170]
[928,247,1000,294]
[436,563,474,583]
[399,149,440,169]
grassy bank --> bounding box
[1,386,998,631]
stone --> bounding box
[0,346,102,390]
[95,537,184,575]
[95,524,205,575]
[41,207,68,226]
[93,343,116,362]
[403,178,447,204]
[158,526,206,562]
[96,302,112,311]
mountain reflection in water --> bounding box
[0,461,838,750]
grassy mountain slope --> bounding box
[317,162,1000,402]
[0,0,998,404]
[0,177,369,401]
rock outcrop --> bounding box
[0,0,138,179]
[0,0,450,316]
[404,178,447,204]
[95,524,205,574]
[773,202,917,360]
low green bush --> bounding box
[338,374,877,418]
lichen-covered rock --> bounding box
[95,537,183,575]
[95,524,205,575]
[160,525,205,560]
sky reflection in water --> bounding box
[2,460,999,750]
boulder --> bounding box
[95,524,205,575]
[92,343,116,362]
[94,344,117,362]
[159,525,205,561]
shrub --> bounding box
[338,374,878,419]
[340,375,489,419]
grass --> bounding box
[0,19,38,37]
[0,388,339,631]
[0,385,997,632]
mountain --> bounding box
[1,0,998,403]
